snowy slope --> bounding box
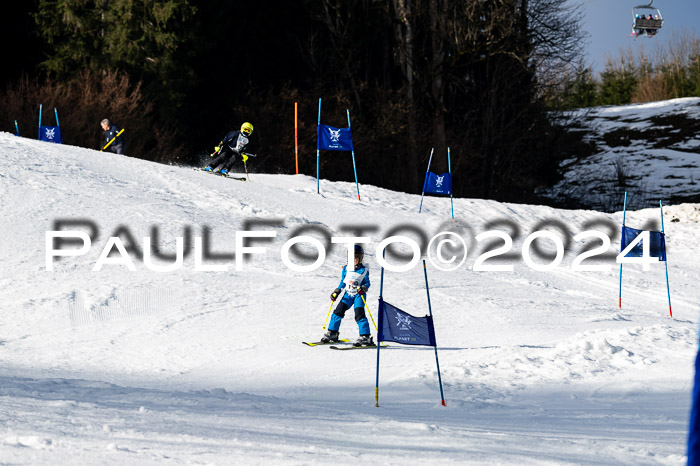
[544,97,700,212]
[1,131,699,464]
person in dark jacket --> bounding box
[205,122,254,177]
[100,119,125,154]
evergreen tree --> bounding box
[599,54,638,105]
[34,0,197,117]
[563,64,598,109]
[689,50,700,96]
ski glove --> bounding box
[242,154,249,163]
[330,288,342,301]
[357,285,368,296]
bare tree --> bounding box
[527,0,588,99]
[314,0,365,113]
[428,0,448,156]
[391,0,419,188]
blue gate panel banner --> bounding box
[378,299,436,346]
[620,226,666,261]
[424,172,452,195]
[39,126,62,144]
[318,125,353,151]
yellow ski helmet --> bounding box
[241,122,254,136]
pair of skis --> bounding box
[195,167,247,181]
[302,340,384,351]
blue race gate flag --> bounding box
[424,172,452,195]
[378,299,436,346]
[39,126,62,144]
[318,125,353,151]
[621,226,666,261]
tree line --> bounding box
[554,31,700,109]
[1,0,591,202]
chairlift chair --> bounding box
[631,0,663,38]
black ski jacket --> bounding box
[222,130,254,154]
[104,124,124,146]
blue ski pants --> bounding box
[328,293,370,335]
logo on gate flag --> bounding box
[621,226,666,261]
[318,125,353,151]
[396,312,412,331]
[424,172,452,195]
[39,126,63,144]
[378,299,436,346]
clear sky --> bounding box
[578,0,700,73]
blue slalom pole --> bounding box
[375,253,385,407]
[317,98,321,195]
[618,191,628,308]
[423,259,446,406]
[14,120,19,136]
[448,147,454,219]
[379,254,385,299]
[347,109,361,201]
[38,104,42,139]
[660,200,672,318]
[418,148,434,213]
[54,108,60,126]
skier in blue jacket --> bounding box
[321,245,374,347]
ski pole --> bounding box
[211,142,226,157]
[360,294,378,332]
[243,159,250,182]
[101,129,125,151]
[322,301,334,330]
[323,287,349,329]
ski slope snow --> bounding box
[0,131,698,464]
